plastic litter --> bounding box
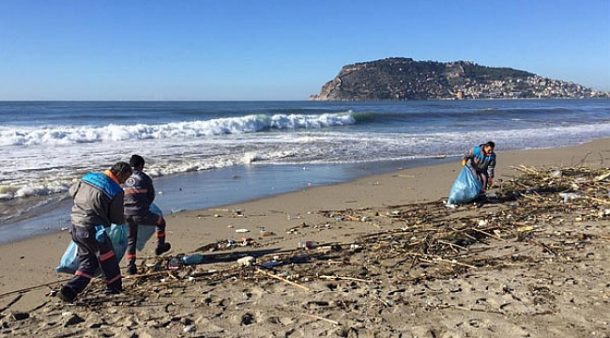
[181,253,205,265]
[447,166,483,205]
[260,260,281,268]
[237,256,255,267]
[559,192,581,203]
[298,241,318,250]
[167,257,182,270]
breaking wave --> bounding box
[0,112,356,146]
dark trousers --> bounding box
[125,212,166,264]
[65,225,122,294]
[475,170,489,193]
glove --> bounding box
[94,225,107,243]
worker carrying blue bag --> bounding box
[56,162,133,303]
[448,141,496,205]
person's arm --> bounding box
[69,181,80,198]
[487,155,496,186]
[108,192,126,225]
[146,175,155,204]
[462,148,474,166]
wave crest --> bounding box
[0,112,356,146]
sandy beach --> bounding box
[1,139,609,337]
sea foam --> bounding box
[0,112,356,146]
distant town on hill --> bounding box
[310,57,609,101]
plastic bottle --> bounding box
[167,257,182,270]
[181,254,205,265]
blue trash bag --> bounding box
[447,166,483,205]
[136,203,162,251]
[55,224,128,275]
[56,203,163,275]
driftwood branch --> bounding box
[255,268,311,292]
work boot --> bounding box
[127,263,137,275]
[58,286,77,303]
[104,286,122,295]
[155,242,171,256]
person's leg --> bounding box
[60,226,99,302]
[154,216,170,253]
[479,172,488,193]
[474,171,489,203]
[474,170,487,193]
[96,230,122,293]
[126,217,138,275]
[137,211,171,255]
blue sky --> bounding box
[0,0,608,100]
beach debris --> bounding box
[259,230,275,237]
[298,241,318,250]
[255,268,311,292]
[239,237,253,246]
[10,312,29,321]
[2,164,610,337]
[181,254,205,266]
[167,257,182,270]
[260,260,282,268]
[559,192,581,203]
[349,244,362,252]
[235,228,249,233]
[183,324,196,333]
[594,171,610,181]
[550,169,562,178]
[237,256,255,267]
[63,313,84,327]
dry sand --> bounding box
[0,140,609,337]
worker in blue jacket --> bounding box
[461,141,496,195]
[58,162,132,303]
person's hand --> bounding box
[461,159,467,166]
[487,178,494,188]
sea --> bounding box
[1,99,610,243]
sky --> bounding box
[0,0,608,100]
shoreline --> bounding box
[3,137,610,246]
[0,156,455,245]
[1,134,608,245]
[0,138,609,310]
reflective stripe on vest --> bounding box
[81,172,122,199]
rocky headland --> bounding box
[311,57,609,101]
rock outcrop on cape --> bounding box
[311,57,608,100]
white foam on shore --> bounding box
[0,112,356,146]
[2,120,610,202]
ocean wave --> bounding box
[3,119,610,202]
[0,112,356,146]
